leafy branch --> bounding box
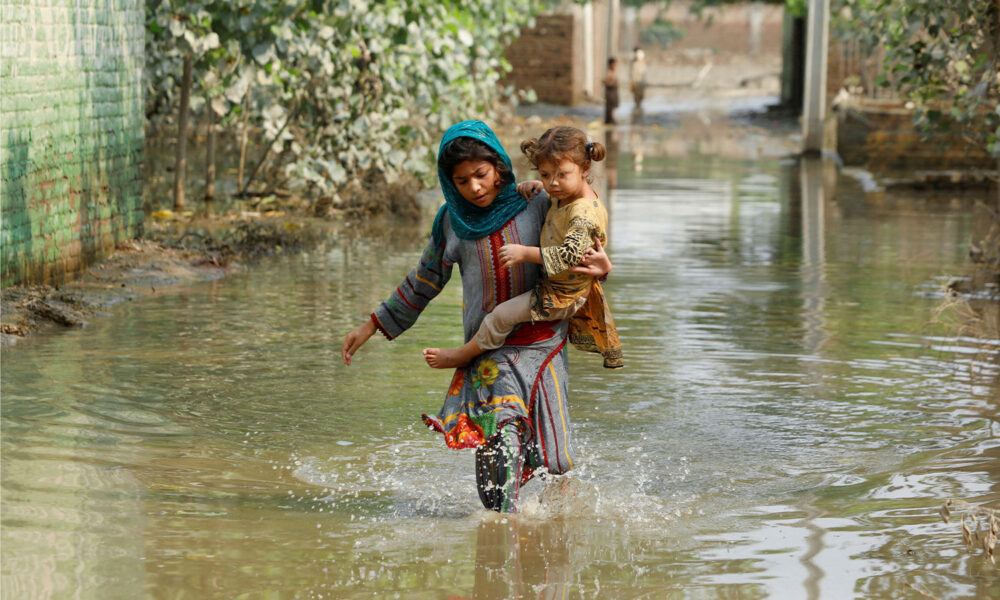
[145,0,541,211]
[832,0,1000,157]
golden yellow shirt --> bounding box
[531,196,609,318]
[529,195,622,368]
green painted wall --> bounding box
[1,0,144,286]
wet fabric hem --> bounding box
[422,412,531,450]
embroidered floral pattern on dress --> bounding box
[473,358,500,388]
[447,369,465,396]
[444,414,485,449]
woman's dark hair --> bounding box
[520,126,605,183]
[438,137,513,186]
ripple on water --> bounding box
[3,149,1000,598]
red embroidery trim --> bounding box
[504,320,559,346]
[529,336,567,405]
[488,227,512,305]
[370,312,394,341]
[395,286,422,312]
[529,335,567,470]
[540,382,561,469]
[478,214,520,312]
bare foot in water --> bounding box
[423,344,479,369]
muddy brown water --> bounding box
[3,120,999,599]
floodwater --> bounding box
[3,116,999,599]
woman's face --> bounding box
[451,160,501,209]
[537,157,587,203]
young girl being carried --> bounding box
[423,126,623,370]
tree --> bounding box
[832,0,1000,159]
[145,1,539,211]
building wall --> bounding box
[504,14,583,105]
[1,0,144,286]
[503,2,618,106]
[833,99,996,171]
[658,1,784,57]
[826,39,994,171]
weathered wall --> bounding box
[827,39,995,171]
[504,14,582,105]
[1,0,144,286]
[834,99,996,171]
[503,2,619,106]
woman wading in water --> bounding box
[341,121,610,513]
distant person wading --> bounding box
[630,47,648,114]
[604,58,619,125]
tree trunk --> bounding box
[173,54,193,212]
[241,103,299,195]
[238,91,250,194]
[204,105,216,209]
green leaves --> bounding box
[146,0,541,201]
[833,0,1000,158]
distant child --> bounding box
[604,57,619,124]
[424,126,623,370]
[630,47,648,113]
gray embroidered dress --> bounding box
[371,193,576,478]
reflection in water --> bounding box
[3,117,999,598]
[465,517,573,600]
[796,499,825,600]
[799,157,828,354]
[603,127,619,192]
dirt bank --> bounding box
[0,214,327,346]
[1,240,230,345]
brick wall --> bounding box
[835,99,995,171]
[1,0,144,286]
[504,14,582,105]
[827,38,995,171]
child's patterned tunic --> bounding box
[534,196,623,369]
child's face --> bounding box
[537,157,587,202]
[451,160,501,208]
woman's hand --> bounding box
[341,319,377,366]
[569,237,612,278]
[516,180,544,200]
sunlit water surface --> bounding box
[4,123,999,599]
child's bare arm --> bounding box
[498,244,542,269]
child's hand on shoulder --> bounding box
[516,180,544,200]
[499,244,528,268]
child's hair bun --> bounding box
[587,141,607,162]
[520,138,538,158]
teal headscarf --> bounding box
[431,121,527,244]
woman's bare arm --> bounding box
[341,319,376,366]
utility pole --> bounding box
[606,0,620,62]
[802,0,830,154]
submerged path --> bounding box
[2,116,998,599]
